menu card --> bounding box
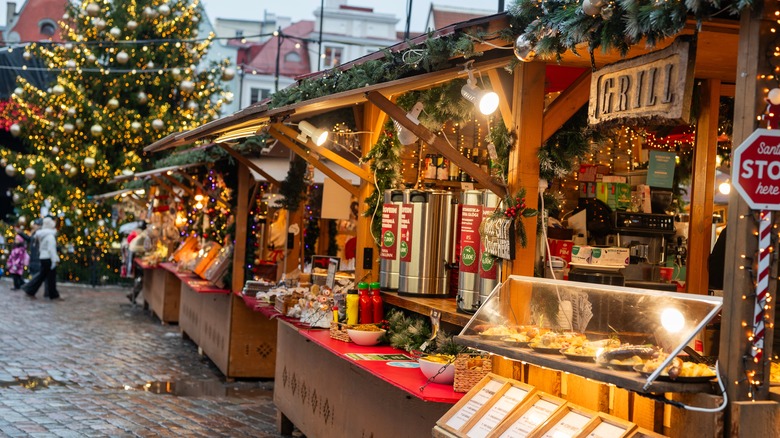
[498,398,561,438]
[445,379,505,430]
[541,411,591,438]
[587,421,628,438]
[465,386,530,438]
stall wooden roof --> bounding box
[143,13,739,151]
[111,162,205,183]
[91,187,141,200]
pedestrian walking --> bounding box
[27,218,43,280]
[7,235,29,289]
[23,217,61,300]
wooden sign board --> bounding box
[486,392,567,438]
[581,413,636,438]
[482,216,515,260]
[462,379,536,438]
[438,374,515,434]
[588,36,696,126]
[528,404,597,438]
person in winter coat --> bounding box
[26,218,42,279]
[7,236,29,289]
[23,217,61,300]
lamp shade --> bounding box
[297,120,328,146]
[394,101,424,146]
[461,82,499,115]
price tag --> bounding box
[445,379,504,430]
[462,182,475,191]
[466,386,530,438]
[541,411,591,438]
[499,399,560,438]
[587,421,627,438]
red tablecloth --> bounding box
[238,293,308,327]
[159,262,229,294]
[298,326,463,404]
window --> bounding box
[323,45,343,68]
[39,19,56,36]
[284,51,301,63]
[250,88,271,104]
[235,29,244,38]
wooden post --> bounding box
[231,163,250,292]
[355,101,384,282]
[686,79,720,294]
[507,62,546,277]
[721,0,776,415]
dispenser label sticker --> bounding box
[380,204,399,260]
[459,205,482,273]
[479,206,498,279]
[399,203,414,262]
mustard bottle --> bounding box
[346,290,359,325]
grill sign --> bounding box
[733,129,780,210]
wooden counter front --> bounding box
[176,272,277,378]
[274,320,462,438]
[137,261,181,324]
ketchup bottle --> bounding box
[369,282,383,323]
[358,282,372,324]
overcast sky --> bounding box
[204,1,505,34]
[0,1,505,35]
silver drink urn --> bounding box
[398,190,455,296]
[379,189,404,290]
[479,190,502,304]
[457,190,483,313]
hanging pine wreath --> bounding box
[276,156,309,210]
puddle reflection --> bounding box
[131,380,273,398]
[0,376,70,390]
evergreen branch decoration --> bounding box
[538,106,602,182]
[506,0,750,61]
[488,121,514,182]
[492,188,538,248]
[396,80,474,130]
[363,122,403,241]
[276,156,308,210]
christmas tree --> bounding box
[2,0,234,282]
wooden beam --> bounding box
[686,79,720,294]
[507,62,546,277]
[365,90,508,199]
[150,176,178,201]
[356,101,383,282]
[487,68,515,131]
[217,143,280,186]
[271,123,374,184]
[542,70,591,143]
[267,127,360,198]
[162,174,197,199]
[721,2,774,405]
[231,164,250,292]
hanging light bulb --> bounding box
[461,66,499,115]
[719,181,731,195]
[394,101,424,146]
[297,120,329,146]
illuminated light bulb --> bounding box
[660,308,685,333]
[719,181,731,195]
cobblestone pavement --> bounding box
[0,280,295,437]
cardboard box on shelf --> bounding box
[579,182,596,198]
[548,239,575,263]
[596,182,631,210]
[579,164,611,182]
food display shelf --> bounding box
[455,336,717,394]
[381,291,472,327]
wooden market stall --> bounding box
[140,3,780,436]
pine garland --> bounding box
[506,0,749,61]
[538,106,602,182]
[487,121,514,182]
[385,308,462,355]
[362,122,403,240]
[396,80,474,130]
[276,156,308,210]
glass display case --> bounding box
[456,276,722,393]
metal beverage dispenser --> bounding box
[379,189,404,290]
[398,189,456,296]
[478,190,502,303]
[457,190,483,313]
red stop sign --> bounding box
[733,129,780,210]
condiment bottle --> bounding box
[369,282,383,323]
[346,290,359,325]
[358,282,372,324]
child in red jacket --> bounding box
[7,236,30,290]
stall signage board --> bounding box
[399,203,414,262]
[380,204,399,259]
[479,206,499,280]
[732,129,780,210]
[465,386,530,438]
[444,379,505,431]
[459,205,483,273]
[482,216,516,260]
[588,36,696,126]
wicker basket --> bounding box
[453,354,492,393]
[329,321,353,343]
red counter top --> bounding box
[297,324,463,404]
[159,262,230,294]
[237,292,308,326]
[134,258,157,270]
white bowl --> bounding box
[346,328,386,346]
[418,357,455,384]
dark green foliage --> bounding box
[363,122,403,241]
[276,156,308,211]
[538,106,601,181]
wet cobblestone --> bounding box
[0,280,293,437]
